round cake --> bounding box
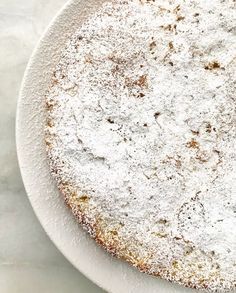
[45,0,236,291]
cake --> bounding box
[45,0,236,291]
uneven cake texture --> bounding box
[45,0,236,291]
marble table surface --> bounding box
[0,0,105,292]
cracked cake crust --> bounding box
[45,0,236,291]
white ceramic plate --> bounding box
[16,1,201,292]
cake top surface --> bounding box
[46,0,236,291]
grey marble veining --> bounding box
[0,0,105,292]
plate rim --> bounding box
[15,0,112,290]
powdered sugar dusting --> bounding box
[46,0,236,291]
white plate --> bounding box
[16,1,198,292]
